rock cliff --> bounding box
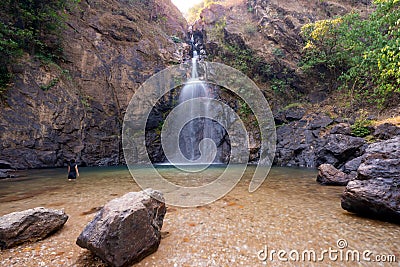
[0,0,187,168]
[199,0,371,105]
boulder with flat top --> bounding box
[0,207,68,249]
[76,189,166,267]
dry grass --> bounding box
[372,116,400,126]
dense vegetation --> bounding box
[0,0,77,94]
[300,0,400,108]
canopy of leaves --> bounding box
[0,0,77,92]
[300,0,400,108]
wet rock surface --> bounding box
[76,189,166,267]
[0,207,68,249]
[317,163,351,186]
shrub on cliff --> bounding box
[0,0,79,94]
[300,0,400,108]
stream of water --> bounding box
[0,166,399,266]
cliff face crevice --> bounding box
[0,0,187,168]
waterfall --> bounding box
[177,51,212,163]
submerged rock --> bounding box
[76,189,166,267]
[0,207,68,249]
[317,163,351,186]
[341,178,400,223]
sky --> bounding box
[171,0,203,14]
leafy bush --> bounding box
[300,0,400,108]
[351,118,372,137]
[0,0,78,94]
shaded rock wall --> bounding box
[0,0,187,168]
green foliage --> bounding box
[208,18,227,43]
[171,35,183,43]
[186,0,225,23]
[0,0,78,94]
[223,43,271,79]
[40,77,60,91]
[270,78,287,93]
[238,100,252,116]
[272,48,285,58]
[351,118,372,137]
[80,96,91,108]
[300,0,400,107]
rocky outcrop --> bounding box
[317,163,352,185]
[341,137,400,223]
[0,0,187,169]
[373,123,400,140]
[0,207,68,249]
[357,137,400,180]
[317,134,366,167]
[274,109,366,168]
[200,0,371,105]
[76,189,166,267]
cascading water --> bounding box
[177,51,215,163]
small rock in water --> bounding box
[0,207,68,249]
[76,189,166,267]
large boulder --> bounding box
[274,112,365,168]
[330,123,351,135]
[341,178,400,223]
[373,123,400,140]
[343,156,362,174]
[317,163,351,185]
[317,134,366,167]
[0,207,68,249]
[76,189,166,267]
[341,137,400,223]
[284,106,306,121]
[357,136,400,180]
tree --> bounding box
[0,0,77,92]
[300,0,400,107]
